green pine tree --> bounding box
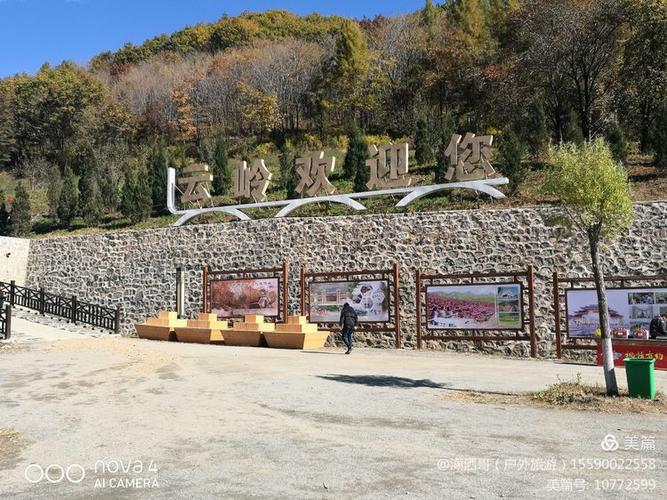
[342,130,368,180]
[498,128,526,194]
[149,143,168,214]
[434,113,457,183]
[57,165,79,226]
[414,118,433,166]
[524,99,548,156]
[46,165,62,219]
[422,0,437,28]
[564,109,584,145]
[329,19,369,126]
[10,182,31,236]
[434,135,449,184]
[134,166,153,222]
[279,144,298,199]
[606,122,628,164]
[121,166,152,224]
[334,20,369,86]
[212,134,231,196]
[353,143,370,192]
[79,167,103,225]
[651,102,667,170]
[120,168,137,221]
[0,188,10,236]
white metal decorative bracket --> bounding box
[167,168,508,226]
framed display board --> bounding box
[566,287,667,339]
[553,273,667,358]
[425,282,524,331]
[203,263,288,322]
[416,268,536,357]
[300,264,401,348]
[309,279,390,323]
[210,277,280,319]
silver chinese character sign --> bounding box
[444,133,496,182]
[295,151,336,197]
[366,143,412,190]
[177,163,213,204]
[167,134,508,225]
[232,159,272,203]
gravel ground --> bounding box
[0,317,665,499]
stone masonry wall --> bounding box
[24,202,667,357]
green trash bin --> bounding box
[623,358,656,400]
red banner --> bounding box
[597,341,667,370]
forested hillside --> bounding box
[0,1,665,237]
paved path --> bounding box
[0,318,665,499]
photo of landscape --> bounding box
[426,283,522,330]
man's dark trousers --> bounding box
[341,326,353,350]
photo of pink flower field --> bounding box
[426,284,522,330]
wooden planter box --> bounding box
[174,327,215,344]
[210,329,225,345]
[264,331,330,349]
[135,311,187,341]
[135,324,176,342]
[172,313,230,345]
[222,330,267,347]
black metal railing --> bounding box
[0,281,120,334]
[0,292,10,340]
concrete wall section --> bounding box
[0,236,31,286]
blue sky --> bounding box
[0,0,424,77]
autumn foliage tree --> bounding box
[0,5,664,233]
[327,19,370,128]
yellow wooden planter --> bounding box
[222,330,267,347]
[223,314,275,347]
[174,313,230,344]
[135,324,176,341]
[263,316,330,349]
[173,327,214,344]
[135,311,187,341]
[264,331,330,349]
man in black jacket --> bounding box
[339,303,358,354]
[649,314,667,339]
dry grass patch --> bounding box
[445,375,667,415]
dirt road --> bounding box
[1,316,665,499]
